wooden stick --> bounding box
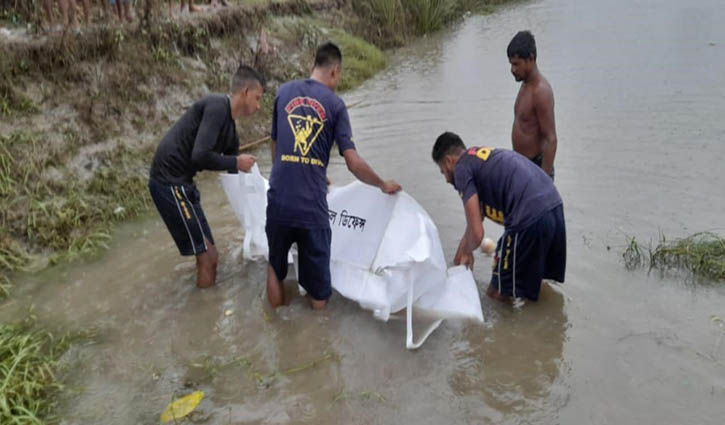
[239,135,271,152]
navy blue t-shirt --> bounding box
[454,147,562,231]
[267,79,356,228]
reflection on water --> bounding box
[450,285,568,424]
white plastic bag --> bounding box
[222,177,485,349]
[219,164,268,260]
[327,182,484,349]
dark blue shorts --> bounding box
[490,204,566,301]
[266,222,332,301]
[148,178,214,256]
[531,154,555,181]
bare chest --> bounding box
[514,87,537,123]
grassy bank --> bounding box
[0,131,152,275]
[623,232,725,282]
[0,2,513,291]
[352,0,513,46]
[0,0,390,294]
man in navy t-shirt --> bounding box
[266,42,401,310]
[431,132,566,302]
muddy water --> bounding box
[3,0,725,423]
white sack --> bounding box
[222,177,484,349]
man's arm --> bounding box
[342,149,401,194]
[535,85,557,175]
[270,139,276,163]
[454,194,484,268]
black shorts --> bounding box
[531,154,555,181]
[490,204,566,301]
[266,222,332,301]
[148,178,214,256]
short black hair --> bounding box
[507,30,537,60]
[231,65,265,93]
[314,41,342,68]
[432,132,466,162]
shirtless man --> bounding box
[508,31,557,180]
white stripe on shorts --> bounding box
[513,232,519,299]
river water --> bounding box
[2,0,724,423]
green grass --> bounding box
[331,30,387,91]
[0,84,38,117]
[353,0,508,41]
[266,16,387,92]
[353,0,407,43]
[623,232,725,282]
[0,0,39,27]
[402,0,457,33]
[0,131,153,291]
[0,317,93,424]
[0,274,10,298]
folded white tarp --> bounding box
[220,171,484,349]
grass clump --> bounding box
[266,16,387,92]
[0,84,38,117]
[402,0,457,34]
[331,30,386,91]
[0,319,83,424]
[623,232,725,282]
[650,232,725,281]
[0,0,40,27]
[0,131,153,286]
[354,0,511,43]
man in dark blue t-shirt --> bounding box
[431,132,566,302]
[267,42,401,310]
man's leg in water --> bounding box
[266,264,286,307]
[488,233,514,304]
[308,295,328,310]
[297,228,332,310]
[486,283,513,304]
[195,238,217,288]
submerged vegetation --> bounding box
[623,232,725,282]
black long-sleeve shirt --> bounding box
[150,94,239,185]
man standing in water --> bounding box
[266,42,401,310]
[508,31,558,179]
[432,132,566,302]
[149,65,264,288]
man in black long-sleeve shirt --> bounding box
[149,65,263,288]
